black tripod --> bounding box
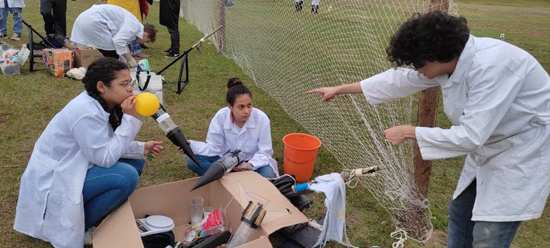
[22,20,56,72]
[156,25,223,94]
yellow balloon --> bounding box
[135,92,160,117]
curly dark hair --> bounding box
[82,57,129,130]
[386,11,470,69]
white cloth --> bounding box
[309,173,355,248]
[66,67,87,80]
[70,4,144,56]
[360,35,550,222]
[0,0,24,8]
[14,92,144,248]
[189,107,278,175]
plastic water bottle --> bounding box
[138,59,150,71]
[227,201,266,248]
[14,45,30,65]
[151,105,198,166]
[153,108,178,135]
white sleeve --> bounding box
[416,65,523,160]
[360,68,439,105]
[72,114,143,167]
[190,116,226,156]
[112,20,143,56]
[122,141,145,159]
[249,116,274,169]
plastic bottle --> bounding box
[227,201,266,248]
[15,45,30,65]
[151,105,200,166]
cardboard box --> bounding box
[74,47,104,68]
[93,171,308,247]
[42,48,73,78]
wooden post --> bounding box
[429,0,449,12]
[218,0,226,52]
[414,0,448,197]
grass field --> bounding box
[1,0,550,247]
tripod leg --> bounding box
[29,25,34,72]
[177,55,189,94]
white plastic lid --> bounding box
[145,215,175,229]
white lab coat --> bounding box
[190,107,279,175]
[70,4,143,56]
[360,35,550,222]
[14,92,144,248]
[0,0,24,8]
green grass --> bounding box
[1,0,550,247]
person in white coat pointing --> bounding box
[309,11,550,248]
[14,58,163,248]
[187,77,279,178]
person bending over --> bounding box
[70,4,157,67]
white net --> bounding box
[181,0,457,244]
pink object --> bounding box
[201,209,224,235]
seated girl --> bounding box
[14,58,163,247]
[187,78,278,178]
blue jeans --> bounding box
[187,155,276,178]
[448,181,521,248]
[82,158,144,230]
[0,0,22,35]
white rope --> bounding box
[390,228,408,248]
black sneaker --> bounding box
[312,4,319,15]
[295,0,303,11]
[166,51,180,57]
[164,48,172,53]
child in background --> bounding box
[0,0,24,40]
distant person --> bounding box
[70,4,157,67]
[14,58,163,247]
[186,78,279,178]
[294,0,320,14]
[160,0,180,57]
[139,0,152,21]
[0,0,25,40]
[40,0,66,42]
[107,0,141,21]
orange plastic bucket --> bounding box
[282,133,321,182]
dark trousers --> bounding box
[168,26,180,52]
[97,49,119,59]
[160,0,180,53]
[40,0,66,37]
